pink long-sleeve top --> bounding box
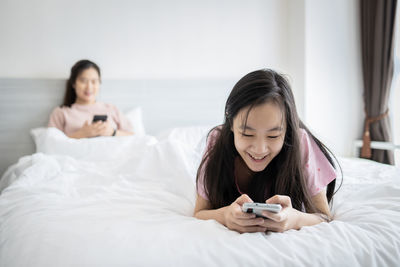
[48,102,132,135]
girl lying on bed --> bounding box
[48,59,133,139]
[194,69,339,233]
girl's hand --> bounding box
[223,194,267,233]
[260,195,301,232]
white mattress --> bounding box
[0,127,399,267]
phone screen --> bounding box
[92,115,108,122]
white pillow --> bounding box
[125,107,146,136]
[30,127,157,161]
[156,125,212,152]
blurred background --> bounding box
[0,0,398,165]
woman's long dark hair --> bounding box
[197,69,341,213]
[62,59,101,107]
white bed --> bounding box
[0,126,399,267]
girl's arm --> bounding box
[194,195,226,223]
[194,194,267,233]
[310,189,332,218]
[291,190,331,228]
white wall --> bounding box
[287,0,306,119]
[0,0,364,157]
[303,0,364,156]
[0,0,289,79]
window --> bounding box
[391,3,400,166]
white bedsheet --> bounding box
[0,131,399,267]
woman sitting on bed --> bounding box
[194,69,339,233]
[48,59,133,139]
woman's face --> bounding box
[232,101,286,172]
[73,67,100,105]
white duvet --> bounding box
[0,128,399,267]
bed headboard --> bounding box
[0,78,234,176]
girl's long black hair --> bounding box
[62,59,101,107]
[196,69,341,213]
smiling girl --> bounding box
[194,69,339,233]
[48,60,133,138]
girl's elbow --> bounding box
[193,209,203,219]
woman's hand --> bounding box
[259,195,301,232]
[71,121,114,138]
[223,194,267,233]
[94,120,114,136]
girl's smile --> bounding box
[247,152,269,162]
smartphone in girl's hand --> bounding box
[242,202,282,217]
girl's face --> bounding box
[232,101,286,172]
[73,67,100,105]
